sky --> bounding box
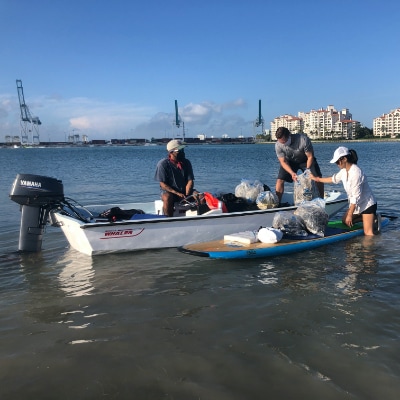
[1,0,400,142]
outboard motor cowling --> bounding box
[10,174,64,252]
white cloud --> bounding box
[70,116,91,130]
[181,99,247,124]
[0,93,253,142]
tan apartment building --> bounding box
[373,108,400,138]
[271,105,360,140]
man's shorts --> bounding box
[277,160,322,183]
[160,190,182,203]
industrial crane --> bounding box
[174,100,185,141]
[16,79,41,144]
[254,99,264,134]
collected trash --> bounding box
[235,179,264,203]
[256,191,279,209]
[294,198,328,237]
[294,170,320,205]
[272,211,308,237]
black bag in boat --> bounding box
[217,193,258,212]
[99,207,145,222]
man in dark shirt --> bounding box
[154,139,195,216]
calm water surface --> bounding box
[1,142,400,399]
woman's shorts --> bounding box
[359,203,377,215]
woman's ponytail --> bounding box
[348,149,358,164]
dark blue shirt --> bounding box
[154,158,194,194]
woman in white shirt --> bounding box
[311,146,378,235]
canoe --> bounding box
[178,218,389,259]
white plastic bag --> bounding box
[235,179,264,203]
[257,227,283,243]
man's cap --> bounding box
[330,146,350,163]
[167,139,186,152]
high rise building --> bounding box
[271,105,360,139]
[373,108,400,138]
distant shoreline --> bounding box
[257,138,400,144]
[1,138,399,149]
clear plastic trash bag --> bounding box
[235,179,264,203]
[256,191,279,209]
[294,170,320,205]
[272,211,308,237]
[294,198,328,237]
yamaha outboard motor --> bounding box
[10,174,64,252]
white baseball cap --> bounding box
[330,146,350,163]
[167,139,186,152]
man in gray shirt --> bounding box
[274,127,324,203]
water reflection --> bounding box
[254,255,326,294]
[256,262,278,285]
[252,234,381,301]
[334,236,378,299]
[15,252,72,325]
[57,249,95,297]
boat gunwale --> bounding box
[56,195,348,230]
[59,205,298,229]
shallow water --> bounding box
[1,142,399,399]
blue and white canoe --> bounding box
[178,218,389,259]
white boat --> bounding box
[10,174,348,256]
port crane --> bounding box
[254,99,264,134]
[16,79,41,144]
[174,100,185,141]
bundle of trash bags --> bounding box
[294,170,320,205]
[235,179,264,203]
[234,179,278,209]
[272,198,329,237]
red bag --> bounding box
[203,192,228,213]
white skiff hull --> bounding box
[53,191,348,256]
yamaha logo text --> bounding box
[20,179,42,188]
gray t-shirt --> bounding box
[275,133,313,164]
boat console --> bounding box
[9,174,64,252]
